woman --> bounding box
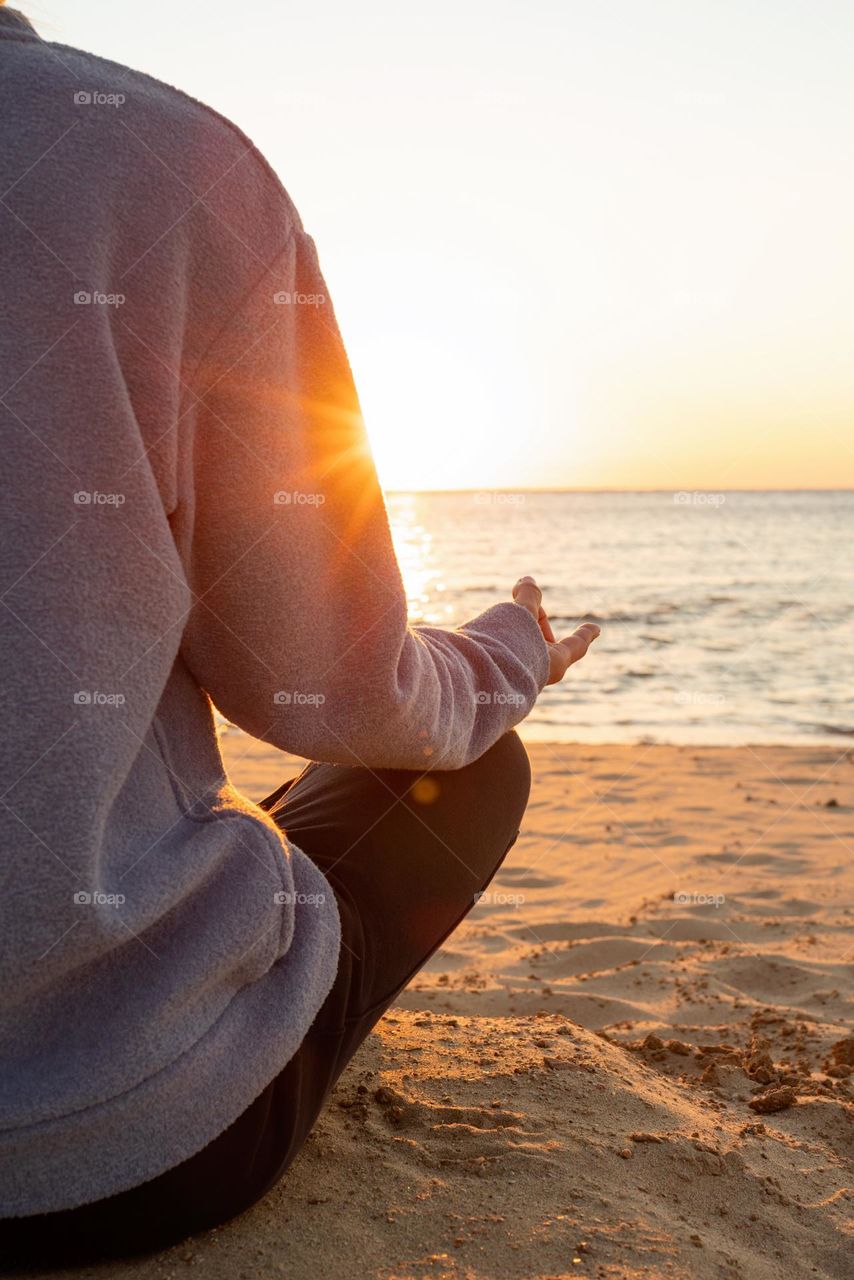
[0,3,598,1259]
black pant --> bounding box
[1,731,531,1266]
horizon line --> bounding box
[384,485,854,495]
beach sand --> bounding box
[31,738,854,1279]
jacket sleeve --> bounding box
[179,227,549,770]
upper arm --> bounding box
[178,225,549,768]
[179,229,412,753]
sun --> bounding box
[354,333,520,490]
[336,254,536,492]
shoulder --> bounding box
[39,35,304,245]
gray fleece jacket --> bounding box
[0,6,549,1215]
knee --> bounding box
[462,729,532,839]
[400,731,531,890]
[405,730,532,848]
[482,729,531,809]
[458,731,531,883]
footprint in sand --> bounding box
[374,1089,522,1133]
[372,1089,558,1171]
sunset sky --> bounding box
[30,0,854,491]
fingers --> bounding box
[556,622,600,669]
[512,581,600,681]
[512,575,542,622]
[538,604,555,643]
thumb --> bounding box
[512,575,542,621]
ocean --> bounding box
[387,489,853,746]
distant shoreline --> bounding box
[386,486,854,495]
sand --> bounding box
[26,739,854,1278]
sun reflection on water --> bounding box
[387,493,450,625]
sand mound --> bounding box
[33,1009,850,1280]
[8,742,852,1279]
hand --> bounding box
[512,576,600,686]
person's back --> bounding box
[0,3,354,1213]
[0,5,596,1248]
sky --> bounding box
[22,0,854,490]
